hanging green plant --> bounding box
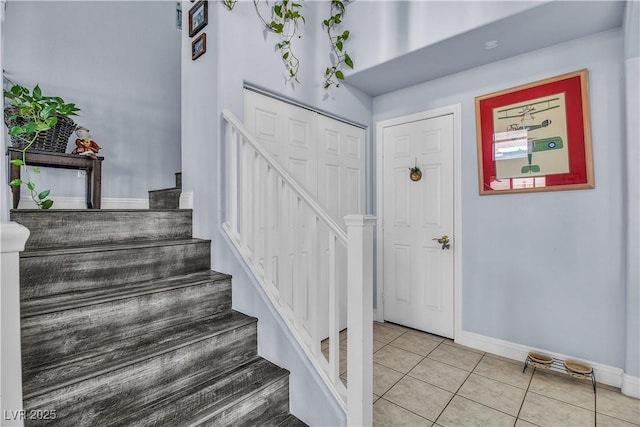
[323,0,353,88]
[3,84,80,209]
[221,0,237,10]
[251,0,304,83]
[221,0,353,88]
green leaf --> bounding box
[342,30,350,39]
[283,52,289,60]
[10,85,22,96]
[33,85,42,100]
[33,167,41,173]
[10,159,24,166]
[9,179,22,186]
[46,116,58,127]
[40,105,54,119]
[36,122,50,131]
[335,70,345,80]
[25,122,38,133]
[27,181,35,191]
[40,199,54,210]
[274,4,282,17]
[336,40,343,51]
[345,54,354,69]
[9,126,25,136]
[38,190,50,200]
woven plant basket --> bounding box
[4,106,76,153]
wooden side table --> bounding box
[8,148,103,209]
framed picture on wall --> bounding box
[475,69,594,195]
[188,1,208,37]
[192,33,206,60]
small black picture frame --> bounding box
[189,1,207,37]
[192,33,207,60]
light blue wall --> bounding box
[623,0,639,381]
[3,1,181,203]
[373,29,627,369]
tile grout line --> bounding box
[432,342,486,426]
[377,331,444,425]
[514,362,537,426]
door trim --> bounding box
[375,104,462,339]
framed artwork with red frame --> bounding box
[475,69,594,195]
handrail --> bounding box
[222,109,347,245]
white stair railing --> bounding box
[222,109,374,426]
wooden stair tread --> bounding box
[20,238,211,258]
[148,187,181,193]
[21,270,231,317]
[23,311,256,399]
[109,357,289,427]
[11,209,194,250]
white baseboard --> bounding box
[456,330,626,391]
[17,196,149,210]
[622,373,640,398]
[179,192,193,209]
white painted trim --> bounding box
[16,196,149,210]
[1,222,29,427]
[622,373,640,398]
[179,191,193,209]
[456,330,625,389]
[375,104,463,338]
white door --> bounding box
[382,114,454,338]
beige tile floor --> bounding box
[324,322,640,427]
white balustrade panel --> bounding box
[223,111,373,426]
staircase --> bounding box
[148,172,182,209]
[11,209,305,427]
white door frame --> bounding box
[375,104,463,339]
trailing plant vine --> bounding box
[221,0,353,88]
[251,0,304,83]
[323,0,353,88]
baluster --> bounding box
[264,164,275,291]
[345,215,376,427]
[239,139,248,252]
[252,151,261,272]
[228,124,239,238]
[293,195,303,330]
[308,212,320,355]
[279,179,293,318]
[328,231,340,385]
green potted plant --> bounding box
[4,84,80,209]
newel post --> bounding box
[345,215,376,427]
[1,222,30,427]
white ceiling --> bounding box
[345,1,626,96]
